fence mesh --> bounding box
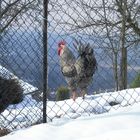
[0,0,140,134]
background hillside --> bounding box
[1,31,139,93]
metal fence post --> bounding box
[43,0,49,123]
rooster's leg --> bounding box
[71,91,77,101]
[81,89,87,100]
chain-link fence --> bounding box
[0,0,140,135]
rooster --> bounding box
[58,39,97,101]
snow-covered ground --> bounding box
[1,101,140,140]
[1,87,140,130]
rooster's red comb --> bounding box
[58,41,66,47]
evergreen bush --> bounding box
[56,86,70,101]
[0,76,23,113]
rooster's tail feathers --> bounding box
[73,39,97,76]
[73,39,94,56]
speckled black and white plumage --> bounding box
[59,40,97,97]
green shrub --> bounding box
[0,76,23,113]
[56,86,70,101]
[130,73,140,88]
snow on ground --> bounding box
[0,87,140,131]
[1,102,140,140]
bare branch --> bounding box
[0,0,21,19]
[0,0,35,33]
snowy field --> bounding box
[1,100,140,140]
[1,87,140,130]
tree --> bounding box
[0,0,39,33]
[49,0,140,90]
[115,0,140,89]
